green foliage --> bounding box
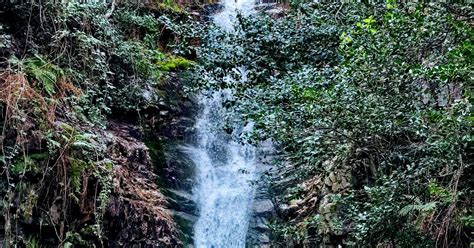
[39,2,199,118]
[115,8,160,33]
[0,2,197,247]
[8,55,65,97]
[68,158,90,193]
[399,201,438,217]
[157,55,194,71]
[194,2,473,247]
[24,236,40,248]
[159,0,183,13]
[268,220,304,245]
[63,228,93,248]
[10,157,38,175]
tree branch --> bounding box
[104,0,116,19]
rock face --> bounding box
[200,3,224,22]
[104,122,180,247]
[271,156,352,247]
[247,140,277,247]
[142,75,199,246]
[248,197,275,247]
[255,2,289,18]
[103,75,200,246]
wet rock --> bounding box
[201,3,224,22]
[166,189,198,216]
[324,176,333,186]
[255,3,289,18]
[270,156,353,247]
[329,172,337,182]
[258,233,270,243]
[253,199,274,215]
[246,141,277,247]
[255,217,270,231]
[104,122,180,247]
[143,74,198,245]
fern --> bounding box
[23,55,64,96]
[400,201,438,216]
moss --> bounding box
[29,152,48,161]
[146,140,197,244]
[19,187,38,223]
[11,157,35,175]
[24,236,40,248]
[173,214,194,246]
[68,158,91,193]
[145,139,168,186]
[158,2,183,13]
[157,56,194,71]
[10,152,48,175]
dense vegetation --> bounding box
[1,1,472,247]
[195,2,473,247]
[0,2,198,247]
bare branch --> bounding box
[104,0,116,19]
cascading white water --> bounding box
[185,1,257,247]
[185,91,256,247]
[213,0,256,31]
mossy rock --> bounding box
[157,56,194,71]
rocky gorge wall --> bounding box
[0,2,201,247]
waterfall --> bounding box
[213,0,256,31]
[185,1,257,247]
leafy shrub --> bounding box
[193,2,473,247]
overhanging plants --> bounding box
[191,2,473,247]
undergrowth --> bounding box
[0,1,199,247]
[194,2,473,247]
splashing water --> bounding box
[185,1,257,247]
[213,0,256,30]
[185,91,256,248]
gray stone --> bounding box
[255,217,270,231]
[257,233,270,243]
[253,199,274,214]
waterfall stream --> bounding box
[185,1,257,247]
